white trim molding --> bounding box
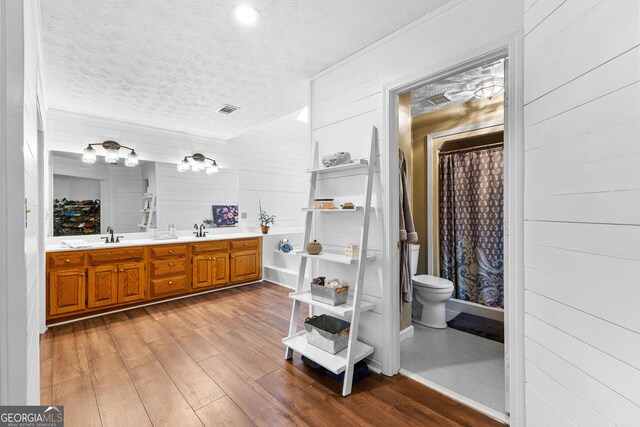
[382,31,525,425]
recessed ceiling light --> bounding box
[231,4,261,27]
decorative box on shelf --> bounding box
[345,244,359,260]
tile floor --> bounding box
[400,321,505,413]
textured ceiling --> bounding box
[41,0,452,139]
[411,60,504,116]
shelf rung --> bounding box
[282,331,374,374]
[289,290,374,317]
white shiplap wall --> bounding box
[0,0,45,404]
[523,0,640,425]
[47,108,309,232]
[310,0,522,373]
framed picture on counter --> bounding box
[212,205,239,227]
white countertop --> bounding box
[46,232,263,253]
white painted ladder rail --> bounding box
[283,125,378,396]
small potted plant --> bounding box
[258,199,276,234]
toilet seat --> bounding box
[412,274,454,290]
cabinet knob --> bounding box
[114,269,118,272]
[119,268,124,272]
[65,259,70,263]
[169,262,173,266]
[168,250,173,254]
[244,243,247,246]
[80,273,85,277]
[209,257,213,261]
[168,281,173,285]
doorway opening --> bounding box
[394,54,511,422]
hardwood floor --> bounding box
[40,281,504,427]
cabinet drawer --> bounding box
[229,238,259,251]
[151,258,186,277]
[150,244,187,259]
[192,241,229,254]
[48,253,86,269]
[88,248,145,265]
[150,275,189,298]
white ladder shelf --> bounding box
[139,193,156,231]
[283,125,378,396]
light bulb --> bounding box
[177,158,190,172]
[231,4,261,26]
[207,161,219,174]
[83,145,97,163]
[105,148,119,164]
[125,151,138,167]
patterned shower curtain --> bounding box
[439,146,504,308]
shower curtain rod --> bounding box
[439,142,503,155]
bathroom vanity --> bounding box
[46,234,262,324]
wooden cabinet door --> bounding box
[230,250,260,283]
[87,264,119,308]
[118,262,146,304]
[211,254,230,286]
[192,255,214,289]
[49,268,85,315]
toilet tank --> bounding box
[409,244,420,276]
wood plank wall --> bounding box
[47,108,309,231]
[309,1,522,372]
[523,0,640,424]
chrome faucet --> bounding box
[193,223,208,238]
[103,226,123,244]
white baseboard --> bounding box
[263,279,295,290]
[400,325,414,342]
[399,368,509,424]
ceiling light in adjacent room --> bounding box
[231,4,261,27]
[474,79,504,100]
[125,151,139,167]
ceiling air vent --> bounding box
[216,104,240,115]
[425,93,450,106]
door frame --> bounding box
[381,32,525,424]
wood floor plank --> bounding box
[40,332,53,360]
[53,375,102,427]
[196,396,255,427]
[103,312,156,370]
[257,369,359,427]
[127,307,170,343]
[391,377,505,427]
[307,375,414,427]
[173,331,220,362]
[81,317,118,361]
[234,326,324,386]
[130,360,204,427]
[40,358,53,405]
[90,352,152,426]
[51,323,90,385]
[148,337,225,410]
[351,375,462,427]
[198,354,307,427]
[196,325,278,380]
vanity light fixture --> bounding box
[82,140,138,167]
[231,4,261,26]
[177,153,219,174]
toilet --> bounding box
[409,244,454,329]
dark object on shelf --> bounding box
[304,314,350,354]
[447,312,504,343]
[53,198,101,236]
[301,356,369,385]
